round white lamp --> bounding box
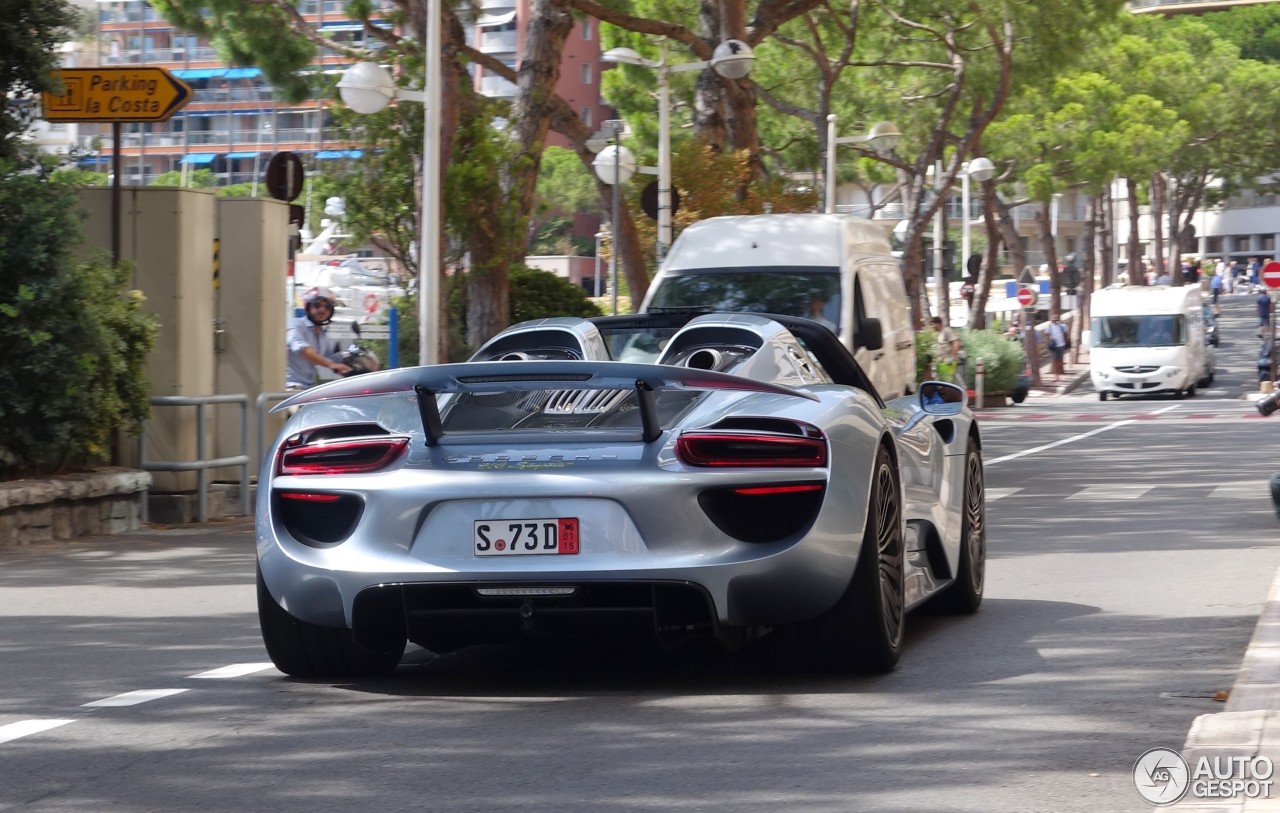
[592,145,637,186]
[337,63,397,115]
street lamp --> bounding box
[824,115,901,213]
[959,156,995,279]
[338,17,442,366]
[590,121,636,315]
[602,39,755,263]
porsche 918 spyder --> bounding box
[257,311,986,677]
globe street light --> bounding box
[602,39,755,264]
[824,115,901,213]
[960,156,995,280]
[591,123,636,315]
[338,21,441,366]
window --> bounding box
[581,107,592,126]
[581,63,592,84]
[581,21,592,40]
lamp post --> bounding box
[602,40,755,264]
[591,121,636,315]
[959,156,995,278]
[338,37,442,366]
[824,115,901,213]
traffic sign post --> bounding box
[40,67,193,268]
[1262,260,1280,289]
[1266,261,1280,383]
[1016,286,1038,309]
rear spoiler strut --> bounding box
[271,360,818,446]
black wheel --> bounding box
[936,443,986,614]
[1186,383,1197,398]
[1098,391,1108,402]
[803,444,905,673]
[257,567,404,678]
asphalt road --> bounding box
[2,294,1279,813]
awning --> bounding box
[172,67,262,80]
[180,153,218,165]
[184,108,270,117]
[476,10,516,26]
[79,156,111,165]
[316,149,364,160]
[172,68,221,80]
[224,152,260,160]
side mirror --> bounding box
[919,380,965,414]
[857,316,884,351]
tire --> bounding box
[1098,391,1108,402]
[935,443,986,614]
[257,567,404,679]
[803,444,905,673]
[1186,383,1197,398]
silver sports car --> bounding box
[257,312,986,677]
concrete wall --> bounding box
[213,197,289,480]
[79,187,217,492]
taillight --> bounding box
[675,431,827,468]
[277,437,409,476]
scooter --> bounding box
[341,322,381,376]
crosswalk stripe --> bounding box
[189,663,275,679]
[1066,485,1156,500]
[0,719,75,744]
[986,488,1022,501]
[82,688,188,708]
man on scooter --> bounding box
[285,286,351,389]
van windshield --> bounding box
[1092,315,1186,347]
[646,267,842,331]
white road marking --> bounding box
[987,419,1137,465]
[82,688,188,708]
[1148,405,1183,415]
[189,663,276,679]
[1211,482,1269,499]
[986,488,1022,501]
[0,719,75,744]
[1066,485,1156,500]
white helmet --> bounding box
[303,286,337,306]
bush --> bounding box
[915,327,1024,392]
[0,151,158,477]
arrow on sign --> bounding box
[41,68,193,123]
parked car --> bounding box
[257,312,987,678]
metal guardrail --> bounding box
[138,394,250,523]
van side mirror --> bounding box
[857,317,884,351]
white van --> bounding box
[639,214,916,398]
[1089,285,1215,401]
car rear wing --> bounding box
[272,361,817,446]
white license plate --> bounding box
[473,518,580,556]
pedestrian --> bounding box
[1260,289,1273,327]
[1211,268,1223,304]
[1250,257,1262,289]
[1047,315,1070,379]
[930,316,962,384]
[286,286,350,390]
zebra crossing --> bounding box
[987,481,1269,501]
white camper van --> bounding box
[1089,285,1215,401]
[639,214,916,398]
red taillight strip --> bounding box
[277,492,344,502]
[277,437,409,476]
[676,431,828,468]
[732,483,825,496]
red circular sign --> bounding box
[1016,286,1037,307]
[1263,260,1280,289]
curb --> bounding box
[1172,565,1280,811]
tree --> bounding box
[0,0,82,160]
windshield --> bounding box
[647,268,842,330]
[1092,315,1186,347]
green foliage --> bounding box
[0,0,80,159]
[915,328,1023,392]
[509,266,603,323]
[531,147,598,255]
[50,167,109,187]
[1199,5,1280,64]
[0,151,159,476]
[149,168,217,188]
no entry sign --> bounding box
[1263,260,1280,289]
[1017,286,1038,308]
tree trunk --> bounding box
[1074,197,1098,364]
[1100,186,1115,288]
[968,178,1002,330]
[1037,202,1061,319]
[1127,177,1145,286]
[1152,172,1166,280]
